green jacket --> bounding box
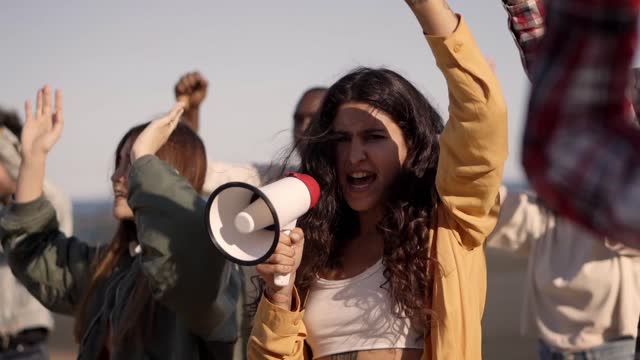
[0,155,240,359]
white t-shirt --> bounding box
[487,187,640,351]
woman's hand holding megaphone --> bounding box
[256,227,305,311]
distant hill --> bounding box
[504,180,529,193]
[72,181,529,244]
[72,200,116,245]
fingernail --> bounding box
[290,233,300,241]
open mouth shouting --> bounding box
[346,171,377,192]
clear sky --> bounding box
[2,0,533,200]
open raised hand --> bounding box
[130,103,184,162]
[21,85,64,161]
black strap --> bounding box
[14,328,48,344]
[0,328,48,351]
[198,338,236,360]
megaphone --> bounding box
[205,173,320,286]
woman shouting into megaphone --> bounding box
[249,1,507,359]
[0,87,239,360]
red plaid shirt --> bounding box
[502,0,545,78]
[521,0,640,247]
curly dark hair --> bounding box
[293,67,444,330]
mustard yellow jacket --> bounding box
[248,16,508,360]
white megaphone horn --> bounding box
[205,173,320,287]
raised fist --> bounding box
[174,71,208,111]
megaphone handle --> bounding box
[274,225,295,287]
[274,273,291,287]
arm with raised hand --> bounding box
[407,0,508,248]
[172,71,282,196]
[14,86,62,205]
[405,0,458,36]
[128,104,241,339]
[502,0,545,78]
[175,71,208,133]
[1,86,96,314]
[522,0,640,247]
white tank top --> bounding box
[303,258,424,358]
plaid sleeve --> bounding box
[502,0,545,77]
[522,0,640,247]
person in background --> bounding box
[487,185,640,359]
[173,71,327,194]
[0,107,73,360]
[174,71,327,360]
[499,3,640,358]
[0,87,239,359]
